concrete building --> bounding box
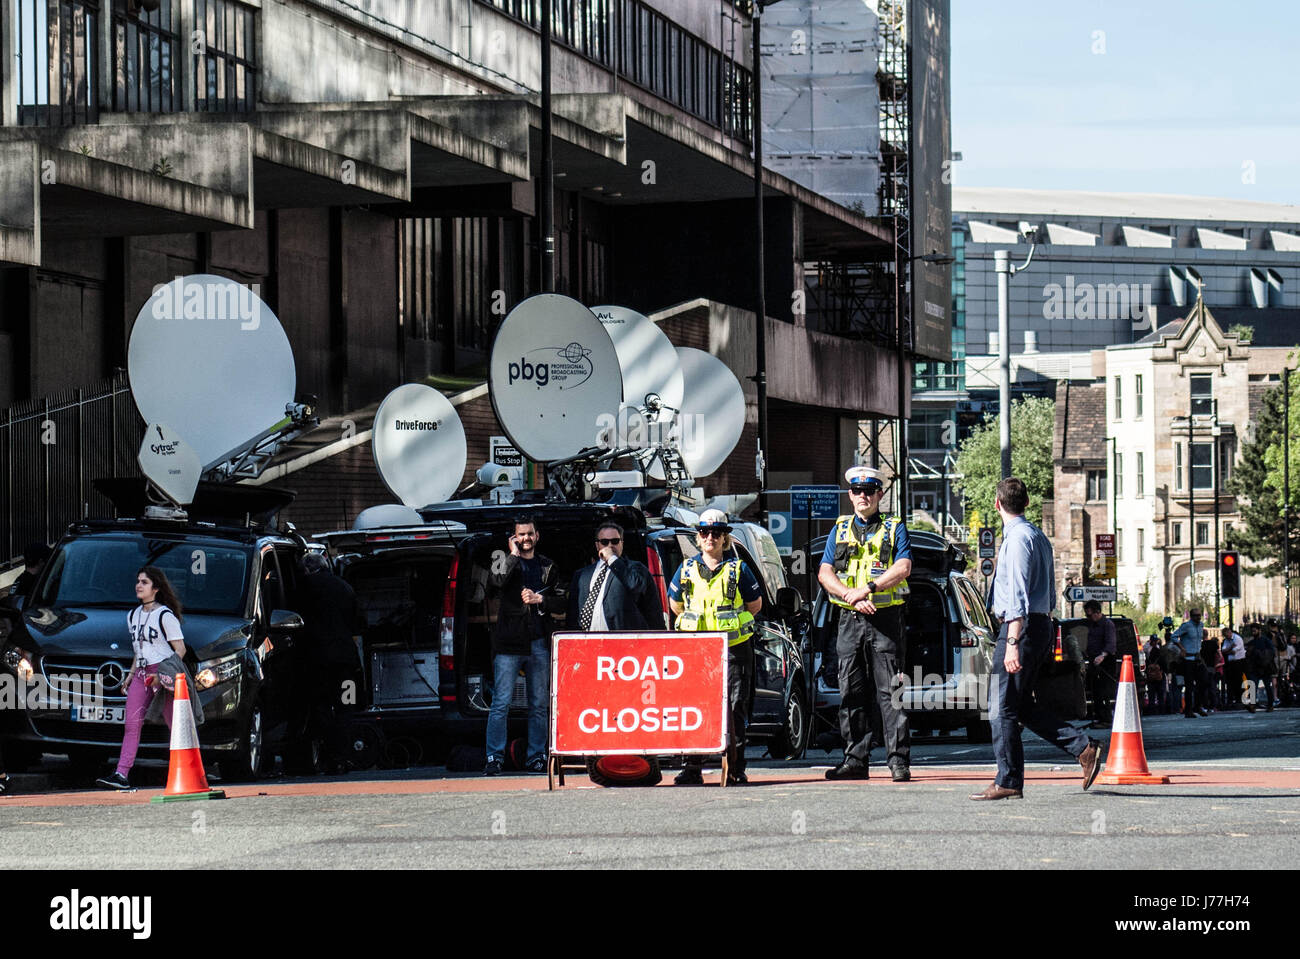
[1044,298,1296,619]
[910,188,1300,536]
[0,0,928,554]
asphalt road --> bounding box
[3,709,1298,870]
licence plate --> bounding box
[70,705,126,724]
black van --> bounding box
[0,481,310,782]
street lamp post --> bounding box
[539,0,554,293]
[1213,398,1221,620]
[1286,367,1292,626]
[752,0,783,522]
[993,234,1036,479]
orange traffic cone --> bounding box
[150,674,225,803]
[1095,655,1169,785]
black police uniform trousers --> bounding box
[836,603,909,768]
[684,639,754,774]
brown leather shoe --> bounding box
[968,783,1023,801]
[1078,740,1104,790]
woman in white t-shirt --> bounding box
[96,566,187,790]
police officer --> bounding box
[667,509,763,785]
[818,466,914,781]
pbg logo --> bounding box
[508,342,593,390]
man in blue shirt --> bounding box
[1171,609,1210,717]
[971,477,1104,800]
[817,466,914,782]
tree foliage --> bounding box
[1229,370,1300,574]
[953,397,1056,528]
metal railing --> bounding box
[0,372,143,563]
[193,0,257,113]
[10,0,258,126]
[15,0,102,125]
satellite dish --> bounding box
[591,305,684,412]
[128,275,296,470]
[137,423,201,506]
[372,384,467,508]
[354,504,425,530]
[649,348,746,480]
[488,294,623,462]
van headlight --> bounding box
[195,653,241,691]
[2,644,35,682]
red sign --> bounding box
[550,632,728,756]
[1095,534,1115,556]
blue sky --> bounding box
[951,0,1300,205]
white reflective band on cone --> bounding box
[170,696,201,751]
[1112,675,1141,734]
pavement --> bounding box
[2,707,1297,869]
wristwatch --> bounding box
[865,579,877,593]
[1006,635,1020,646]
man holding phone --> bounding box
[484,517,564,775]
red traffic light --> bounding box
[1223,554,1236,566]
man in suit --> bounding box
[567,521,664,631]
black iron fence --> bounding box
[10,0,257,126]
[15,0,102,126]
[482,0,753,140]
[0,372,143,564]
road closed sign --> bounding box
[550,632,729,756]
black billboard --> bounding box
[909,0,953,361]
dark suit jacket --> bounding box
[490,554,564,655]
[567,556,664,631]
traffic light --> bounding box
[1219,551,1241,600]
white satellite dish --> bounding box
[649,348,746,480]
[372,384,467,509]
[591,305,685,413]
[354,504,426,530]
[137,423,202,506]
[488,294,623,462]
[128,274,296,470]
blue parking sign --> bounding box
[768,510,793,556]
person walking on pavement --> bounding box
[1172,609,1210,717]
[1083,599,1117,728]
[667,510,762,785]
[970,478,1104,800]
[1221,625,1246,710]
[567,521,664,631]
[97,567,187,790]
[818,466,914,783]
[484,517,564,775]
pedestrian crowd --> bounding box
[1141,615,1297,716]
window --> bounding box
[1117,529,1124,562]
[1196,522,1210,546]
[1137,528,1145,562]
[1175,442,1184,491]
[1135,374,1144,418]
[1191,443,1213,490]
[1136,451,1145,498]
[1190,373,1213,416]
[1171,522,1182,546]
[907,412,951,450]
[1087,470,1107,502]
[1114,376,1122,420]
[1115,452,1124,497]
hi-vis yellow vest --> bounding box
[675,557,755,646]
[828,514,908,610]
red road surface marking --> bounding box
[1,766,1297,807]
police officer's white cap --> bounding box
[697,508,732,531]
[845,466,887,488]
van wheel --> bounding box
[586,755,663,787]
[965,718,992,744]
[220,702,267,782]
[770,684,809,760]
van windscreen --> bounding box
[35,536,251,614]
